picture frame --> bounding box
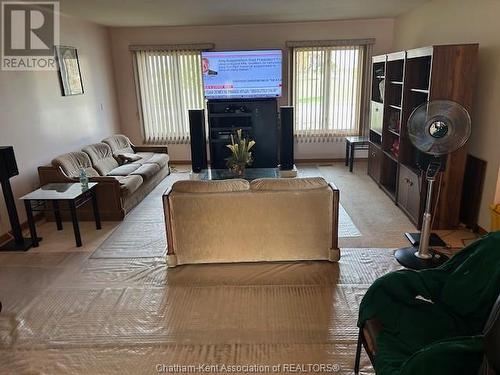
[55,46,84,96]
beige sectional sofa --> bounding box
[38,135,169,221]
[163,177,339,267]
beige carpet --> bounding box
[313,162,416,248]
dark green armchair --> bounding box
[355,231,500,375]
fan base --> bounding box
[395,247,448,270]
[404,232,446,248]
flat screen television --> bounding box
[201,50,282,100]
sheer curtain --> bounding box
[134,49,205,144]
[292,45,365,140]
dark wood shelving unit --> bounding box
[207,99,278,169]
[367,44,478,229]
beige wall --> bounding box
[393,0,500,230]
[495,167,500,204]
[0,14,120,237]
[109,18,394,160]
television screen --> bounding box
[201,50,282,99]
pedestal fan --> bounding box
[395,100,471,270]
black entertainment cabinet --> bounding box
[207,99,278,169]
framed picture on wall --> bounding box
[55,46,84,96]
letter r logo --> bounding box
[2,1,59,56]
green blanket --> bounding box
[358,231,500,375]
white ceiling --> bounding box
[58,0,430,27]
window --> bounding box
[292,45,364,139]
[134,49,205,144]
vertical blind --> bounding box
[134,49,205,144]
[292,45,364,140]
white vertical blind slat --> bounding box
[134,49,205,144]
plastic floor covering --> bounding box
[0,170,384,374]
[0,247,401,374]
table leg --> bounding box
[69,201,82,247]
[52,200,63,230]
[24,200,39,247]
[349,143,355,172]
[345,141,350,166]
[91,189,101,230]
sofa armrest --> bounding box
[163,187,175,256]
[328,181,339,192]
[327,182,340,253]
[38,165,75,185]
[89,176,120,185]
[132,145,168,154]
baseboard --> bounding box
[0,213,44,246]
[295,158,367,164]
[477,225,489,235]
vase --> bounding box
[231,165,245,177]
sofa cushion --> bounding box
[130,163,160,180]
[115,152,142,163]
[116,175,143,197]
[172,179,250,193]
[82,143,119,176]
[52,152,100,178]
[102,134,134,155]
[107,163,141,177]
[134,152,169,168]
[143,153,169,168]
[136,152,154,160]
[251,177,328,191]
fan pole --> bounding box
[395,162,448,269]
[416,171,436,259]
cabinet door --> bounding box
[368,143,382,183]
[398,165,421,223]
[397,170,409,209]
[406,169,421,223]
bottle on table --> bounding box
[79,168,89,190]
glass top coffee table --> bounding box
[196,168,279,181]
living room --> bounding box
[0,0,499,373]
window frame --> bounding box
[287,39,374,140]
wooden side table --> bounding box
[20,182,101,248]
[345,136,369,172]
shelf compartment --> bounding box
[369,129,382,145]
[383,150,398,163]
[210,126,252,132]
[210,113,252,118]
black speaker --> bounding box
[0,146,19,180]
[0,146,37,251]
[189,109,208,173]
[279,106,294,170]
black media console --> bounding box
[207,99,278,169]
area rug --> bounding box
[91,172,361,259]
